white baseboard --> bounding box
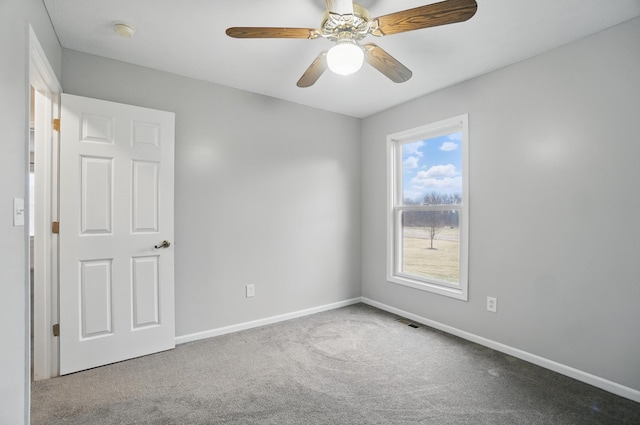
[175,297,362,345]
[361,297,640,404]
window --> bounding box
[387,114,469,300]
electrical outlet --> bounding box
[487,296,497,313]
[246,284,255,298]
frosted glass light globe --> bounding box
[327,41,364,75]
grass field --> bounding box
[402,226,459,283]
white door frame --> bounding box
[29,25,61,382]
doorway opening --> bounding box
[28,26,61,385]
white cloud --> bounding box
[422,164,457,178]
[448,133,462,141]
[411,176,462,189]
[410,164,461,190]
[404,141,424,156]
[440,141,458,151]
[403,156,420,168]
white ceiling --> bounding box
[44,0,640,118]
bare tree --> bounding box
[402,192,461,249]
[422,192,458,249]
[424,211,443,249]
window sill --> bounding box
[387,274,468,301]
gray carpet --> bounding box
[31,304,640,424]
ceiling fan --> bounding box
[226,0,477,87]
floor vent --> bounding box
[396,318,421,329]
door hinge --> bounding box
[52,118,60,132]
[52,324,60,337]
[52,221,59,234]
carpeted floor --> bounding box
[31,304,640,424]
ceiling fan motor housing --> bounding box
[321,3,372,42]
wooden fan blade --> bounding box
[226,27,321,39]
[364,43,412,83]
[326,0,354,15]
[373,0,477,36]
[297,51,328,88]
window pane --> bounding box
[401,132,462,205]
[401,210,460,285]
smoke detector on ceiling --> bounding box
[113,22,135,38]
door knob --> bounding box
[154,240,171,249]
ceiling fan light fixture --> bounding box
[327,40,364,76]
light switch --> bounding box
[13,198,25,226]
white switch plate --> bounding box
[487,296,497,313]
[13,198,25,226]
[246,284,255,298]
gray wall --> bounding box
[2,4,638,423]
[61,50,363,337]
[362,17,640,391]
[0,0,61,423]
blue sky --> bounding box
[402,132,462,202]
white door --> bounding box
[59,94,175,375]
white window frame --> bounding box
[386,114,469,301]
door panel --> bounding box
[131,255,160,328]
[59,93,175,375]
[132,160,159,232]
[80,156,112,234]
[80,259,113,338]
